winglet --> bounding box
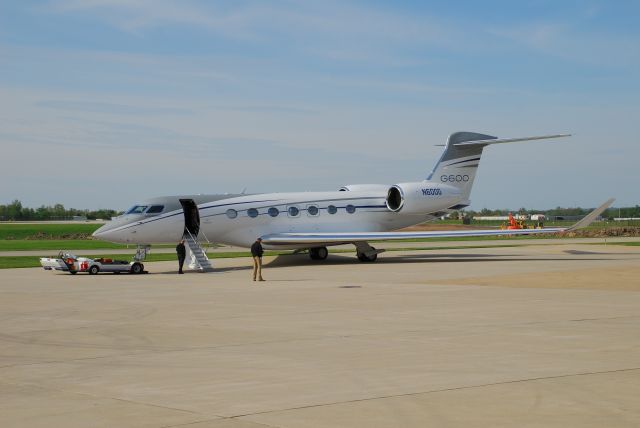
[566,198,615,231]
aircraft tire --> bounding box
[309,247,328,260]
[316,247,328,260]
[357,249,378,262]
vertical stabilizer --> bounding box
[426,131,497,202]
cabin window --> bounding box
[288,206,300,217]
[146,205,164,214]
[126,205,148,214]
[268,207,279,217]
[247,208,259,218]
[346,204,356,214]
[226,209,238,219]
[327,205,337,214]
[307,205,319,216]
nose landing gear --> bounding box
[354,241,384,262]
[357,250,378,262]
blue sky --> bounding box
[1,0,638,210]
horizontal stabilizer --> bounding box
[454,134,571,147]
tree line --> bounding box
[0,200,122,221]
[1,199,639,221]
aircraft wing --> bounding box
[261,198,614,246]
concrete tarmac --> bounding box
[1,241,639,427]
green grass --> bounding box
[0,257,49,269]
[597,241,640,246]
[0,250,291,269]
[0,240,178,251]
[0,223,103,240]
[0,240,132,251]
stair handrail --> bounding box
[184,228,198,245]
[199,228,212,249]
[184,228,210,262]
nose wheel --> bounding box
[357,249,378,262]
[354,241,383,262]
[309,247,329,260]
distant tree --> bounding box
[35,205,49,220]
[52,203,65,218]
[6,200,23,220]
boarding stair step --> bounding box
[184,234,214,272]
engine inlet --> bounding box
[386,186,403,212]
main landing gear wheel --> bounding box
[357,248,378,262]
[309,247,329,260]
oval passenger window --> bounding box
[268,207,279,217]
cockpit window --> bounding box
[125,205,148,214]
[146,205,164,214]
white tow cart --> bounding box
[40,251,145,275]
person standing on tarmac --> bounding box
[251,237,265,281]
[176,239,186,274]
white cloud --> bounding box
[44,0,460,51]
[489,21,639,67]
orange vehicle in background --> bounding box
[500,213,545,230]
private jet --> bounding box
[93,131,613,271]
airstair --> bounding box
[184,230,214,272]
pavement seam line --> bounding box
[162,416,282,428]
[0,379,220,419]
[228,366,640,419]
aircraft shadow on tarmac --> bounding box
[153,252,617,274]
[265,253,614,267]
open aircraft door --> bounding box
[180,199,200,237]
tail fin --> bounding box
[427,132,570,203]
[426,132,497,203]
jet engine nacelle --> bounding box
[339,184,391,192]
[385,182,461,214]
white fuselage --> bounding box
[93,184,461,249]
[92,132,577,253]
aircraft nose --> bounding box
[92,218,132,243]
[92,223,115,239]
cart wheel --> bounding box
[89,265,100,275]
[131,263,143,274]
